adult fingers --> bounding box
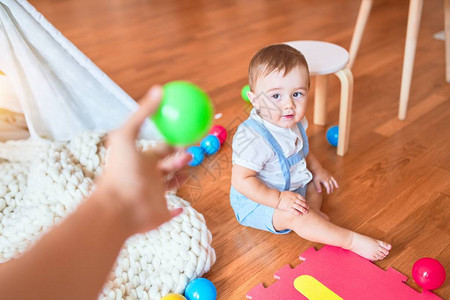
[169,207,184,218]
[145,143,175,162]
[122,85,163,139]
[166,172,189,190]
[157,208,184,228]
[159,151,191,175]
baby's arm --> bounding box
[232,165,308,216]
[306,151,338,194]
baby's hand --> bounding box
[312,167,339,194]
[277,191,309,216]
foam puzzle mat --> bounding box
[247,246,441,300]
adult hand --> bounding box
[97,86,192,235]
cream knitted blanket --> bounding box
[0,132,215,299]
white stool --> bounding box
[286,41,354,156]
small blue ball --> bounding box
[200,135,220,155]
[185,278,217,300]
[326,126,339,147]
[186,146,204,166]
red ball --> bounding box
[412,258,446,290]
[209,125,227,145]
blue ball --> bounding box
[200,135,220,155]
[326,126,339,147]
[186,146,204,166]
[185,278,217,300]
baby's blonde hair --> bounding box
[248,44,310,91]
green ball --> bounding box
[241,84,251,102]
[152,81,214,146]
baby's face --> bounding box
[248,66,309,128]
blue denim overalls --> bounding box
[230,118,309,234]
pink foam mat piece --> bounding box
[247,245,441,300]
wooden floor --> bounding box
[30,0,450,298]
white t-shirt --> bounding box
[232,109,313,192]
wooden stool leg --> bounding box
[445,0,450,83]
[399,0,424,120]
[314,75,328,126]
[335,68,354,157]
[348,0,373,69]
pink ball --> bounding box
[210,125,227,145]
[412,258,446,290]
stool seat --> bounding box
[285,41,349,76]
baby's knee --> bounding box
[274,209,311,230]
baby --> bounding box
[230,44,391,261]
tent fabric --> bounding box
[0,0,160,141]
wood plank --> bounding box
[375,94,448,137]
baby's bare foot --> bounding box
[345,232,391,261]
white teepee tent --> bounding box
[0,0,160,141]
